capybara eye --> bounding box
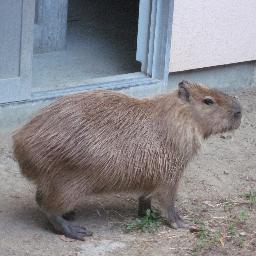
[203,97,214,105]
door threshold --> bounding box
[0,73,160,106]
[32,72,160,100]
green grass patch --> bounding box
[239,209,249,222]
[125,209,162,233]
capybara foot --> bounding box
[63,210,76,221]
[47,214,93,241]
[168,216,187,229]
[138,196,152,217]
[167,204,187,229]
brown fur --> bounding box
[13,81,241,230]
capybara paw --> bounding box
[62,224,93,241]
[167,207,187,229]
[168,218,188,229]
[48,214,93,241]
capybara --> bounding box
[13,81,242,240]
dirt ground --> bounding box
[0,87,255,256]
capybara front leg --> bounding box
[138,195,152,217]
[158,184,187,229]
[167,202,186,229]
[47,213,92,241]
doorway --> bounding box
[32,0,141,92]
[0,0,173,104]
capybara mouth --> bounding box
[235,121,242,129]
[218,120,241,135]
[233,115,242,129]
[228,118,242,132]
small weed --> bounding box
[197,224,209,242]
[223,199,233,213]
[125,209,162,233]
[225,209,249,249]
[192,196,252,254]
[227,222,236,236]
[239,209,249,222]
[193,207,250,254]
[192,223,222,254]
[238,235,246,248]
[243,190,256,208]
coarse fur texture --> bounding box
[13,81,242,240]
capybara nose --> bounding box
[233,102,242,119]
[234,111,241,119]
[232,97,242,118]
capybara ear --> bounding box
[178,81,190,102]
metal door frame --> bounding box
[0,0,35,103]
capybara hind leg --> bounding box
[36,189,76,221]
[37,189,76,220]
[138,195,152,217]
[37,187,93,240]
[46,213,92,241]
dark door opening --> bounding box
[32,0,140,92]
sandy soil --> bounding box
[0,87,255,256]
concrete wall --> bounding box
[168,61,256,90]
[170,0,256,72]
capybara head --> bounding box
[178,80,242,138]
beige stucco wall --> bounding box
[169,0,256,72]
